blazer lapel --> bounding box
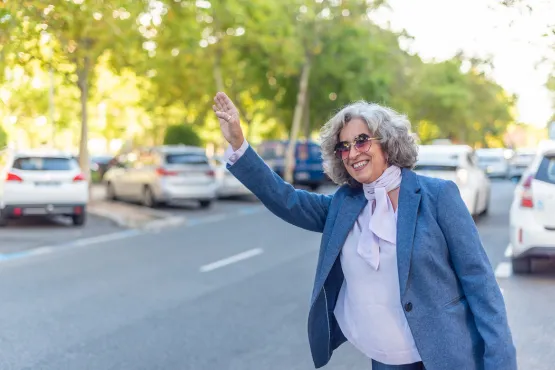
[396,169,421,295]
[317,190,367,292]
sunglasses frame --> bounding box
[334,134,381,160]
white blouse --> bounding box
[333,195,421,365]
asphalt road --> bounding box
[0,214,124,254]
[0,180,552,369]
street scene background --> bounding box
[1,0,555,369]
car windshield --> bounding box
[12,157,77,171]
[165,153,208,165]
[413,164,458,171]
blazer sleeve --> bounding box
[436,180,517,370]
[227,145,332,233]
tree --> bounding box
[0,124,8,148]
[163,124,202,147]
[5,0,150,180]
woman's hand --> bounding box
[212,92,245,151]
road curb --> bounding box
[87,202,185,231]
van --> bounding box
[257,140,327,190]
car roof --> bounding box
[538,140,555,154]
[11,149,74,158]
[418,145,472,154]
[149,145,206,154]
[476,148,505,154]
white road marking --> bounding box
[69,230,141,248]
[495,262,513,278]
[200,248,264,272]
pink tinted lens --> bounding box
[335,147,350,159]
[354,138,371,152]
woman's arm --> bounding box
[212,92,332,233]
[436,180,517,370]
[226,141,332,233]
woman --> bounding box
[212,92,516,370]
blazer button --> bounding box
[404,302,413,312]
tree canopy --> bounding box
[1,0,519,163]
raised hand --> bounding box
[212,92,245,151]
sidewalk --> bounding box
[88,185,184,230]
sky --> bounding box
[370,0,555,127]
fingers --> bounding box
[215,91,233,112]
[214,92,227,111]
[214,96,225,112]
[213,107,232,123]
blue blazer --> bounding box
[228,146,517,370]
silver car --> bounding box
[103,145,217,208]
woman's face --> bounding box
[338,118,388,184]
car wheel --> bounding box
[72,213,86,226]
[471,193,480,221]
[512,256,531,274]
[0,212,9,227]
[106,182,117,201]
[309,184,319,191]
[480,189,490,216]
[142,186,157,208]
[199,200,212,209]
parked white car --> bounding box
[103,145,217,208]
[509,141,555,273]
[0,149,89,226]
[508,148,535,179]
[414,145,491,217]
[210,156,251,198]
[475,148,511,178]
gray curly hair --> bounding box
[319,101,418,187]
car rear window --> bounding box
[259,143,284,160]
[413,165,458,171]
[12,157,77,171]
[165,153,208,165]
[478,156,503,163]
[535,155,555,185]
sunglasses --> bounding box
[334,133,380,160]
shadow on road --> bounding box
[1,216,76,229]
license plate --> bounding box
[23,208,47,215]
[35,181,61,186]
[295,172,309,180]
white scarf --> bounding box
[357,165,402,270]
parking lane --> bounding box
[0,214,125,254]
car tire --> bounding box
[480,190,490,216]
[512,256,531,274]
[471,192,480,221]
[72,213,86,226]
[142,186,157,208]
[0,212,8,227]
[106,182,117,201]
[199,200,212,209]
[309,184,320,191]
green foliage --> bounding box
[0,124,8,148]
[0,0,517,153]
[163,124,202,147]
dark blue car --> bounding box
[257,140,327,190]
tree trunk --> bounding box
[48,67,56,147]
[284,57,311,184]
[234,93,253,142]
[213,48,225,92]
[76,57,90,184]
[303,91,311,139]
